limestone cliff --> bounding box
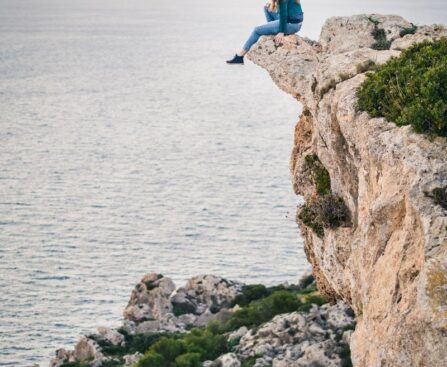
[248,14,447,367]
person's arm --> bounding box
[278,0,288,33]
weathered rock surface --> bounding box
[123,273,175,323]
[248,14,447,367]
[50,337,106,367]
[213,353,241,367]
[235,302,354,367]
[171,275,243,315]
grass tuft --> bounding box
[399,24,417,37]
[368,17,392,50]
[304,155,331,195]
[356,59,376,74]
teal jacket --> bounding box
[279,0,304,33]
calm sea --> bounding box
[0,0,445,365]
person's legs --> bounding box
[263,5,279,22]
[227,20,302,64]
[241,20,280,54]
[285,22,302,35]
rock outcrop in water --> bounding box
[248,14,447,367]
[48,273,355,367]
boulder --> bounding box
[49,349,74,367]
[214,353,241,367]
[123,273,175,323]
[123,352,143,366]
[171,275,243,316]
[73,337,102,362]
[95,327,125,346]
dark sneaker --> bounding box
[226,54,244,64]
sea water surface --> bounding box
[0,0,445,365]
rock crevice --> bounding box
[248,14,447,367]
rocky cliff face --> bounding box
[248,14,447,367]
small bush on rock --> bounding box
[92,329,178,358]
[138,351,165,367]
[232,284,270,307]
[368,17,392,50]
[399,24,417,37]
[299,204,325,237]
[136,324,228,367]
[299,194,350,238]
[357,38,447,137]
[174,353,201,367]
[426,187,447,209]
[224,291,302,331]
[304,154,331,195]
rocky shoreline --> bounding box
[44,273,355,367]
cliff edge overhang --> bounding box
[248,14,447,367]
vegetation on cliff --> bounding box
[426,186,447,209]
[298,155,350,237]
[368,16,392,50]
[357,38,447,137]
[299,194,350,238]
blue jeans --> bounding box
[243,5,302,51]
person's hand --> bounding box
[274,32,285,44]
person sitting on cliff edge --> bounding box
[226,0,304,64]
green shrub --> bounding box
[232,284,270,307]
[174,353,202,367]
[298,274,315,289]
[304,154,331,195]
[227,336,241,350]
[92,329,178,358]
[182,326,228,361]
[298,204,325,237]
[400,24,417,37]
[224,291,302,331]
[368,17,392,50]
[426,187,447,209]
[304,294,326,306]
[339,342,353,367]
[138,351,165,367]
[151,338,185,363]
[298,194,350,238]
[136,324,228,367]
[101,360,122,367]
[317,194,350,228]
[357,38,447,137]
[172,302,196,317]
